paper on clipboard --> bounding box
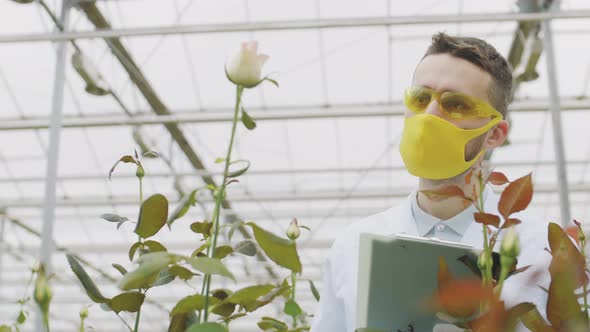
[356,233,481,331]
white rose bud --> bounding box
[226,41,269,88]
[287,218,301,240]
[500,227,521,258]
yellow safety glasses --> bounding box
[404,86,503,120]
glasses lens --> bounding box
[407,87,432,113]
[440,93,478,119]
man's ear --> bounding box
[486,119,509,149]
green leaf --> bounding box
[109,292,145,313]
[222,312,247,324]
[257,317,287,331]
[168,265,196,281]
[143,240,167,253]
[112,263,127,276]
[190,221,212,238]
[16,310,26,324]
[167,189,199,228]
[170,294,219,316]
[186,257,235,281]
[152,268,175,287]
[246,222,302,273]
[0,326,12,332]
[211,302,236,317]
[100,213,128,223]
[257,284,290,304]
[214,157,225,164]
[228,160,250,178]
[211,289,232,301]
[135,194,169,239]
[225,285,275,305]
[128,241,142,261]
[227,221,244,241]
[263,76,279,87]
[186,322,228,332]
[191,243,209,257]
[66,254,109,303]
[233,240,257,257]
[119,253,173,290]
[520,307,552,332]
[308,279,320,302]
[213,245,233,259]
[168,313,193,332]
[241,108,257,130]
[283,299,302,317]
[142,150,159,158]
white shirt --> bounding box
[310,187,551,332]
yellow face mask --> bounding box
[399,86,503,180]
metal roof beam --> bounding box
[1,10,590,43]
[1,98,589,130]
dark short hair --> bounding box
[422,32,513,117]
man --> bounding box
[310,32,550,332]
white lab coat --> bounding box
[310,188,551,332]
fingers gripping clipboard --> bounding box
[356,233,481,332]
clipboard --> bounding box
[356,233,481,331]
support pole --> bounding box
[36,0,70,330]
[541,1,571,226]
[0,208,6,298]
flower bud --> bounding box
[500,227,521,258]
[136,164,145,179]
[80,306,89,319]
[286,218,301,240]
[226,41,269,88]
[477,251,490,271]
[33,265,52,316]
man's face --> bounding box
[409,53,507,161]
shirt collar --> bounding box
[411,187,489,238]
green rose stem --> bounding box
[133,164,145,332]
[474,172,493,312]
[201,85,244,323]
[495,256,513,296]
[291,271,297,328]
[580,231,588,316]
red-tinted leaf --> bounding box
[573,219,582,228]
[470,302,538,332]
[547,245,583,328]
[487,172,510,186]
[437,256,453,288]
[565,225,581,245]
[465,170,474,185]
[498,173,533,219]
[108,155,138,180]
[501,218,522,229]
[434,279,493,318]
[420,185,468,202]
[509,265,532,278]
[474,212,501,228]
[547,223,587,287]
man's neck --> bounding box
[417,174,482,221]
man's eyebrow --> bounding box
[417,84,459,93]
